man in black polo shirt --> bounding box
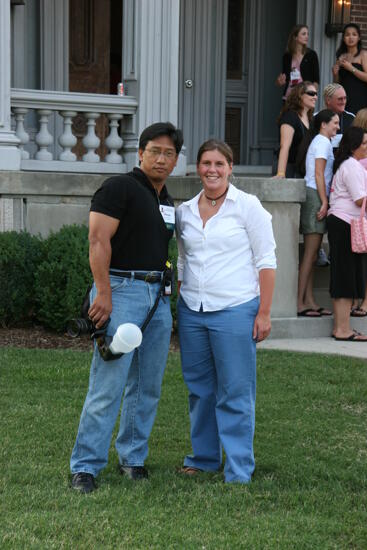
[70,122,183,493]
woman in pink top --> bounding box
[327,126,367,341]
[352,109,367,314]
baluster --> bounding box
[82,112,100,163]
[35,109,53,160]
[13,107,30,160]
[105,114,123,164]
[59,110,77,161]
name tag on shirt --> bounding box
[159,204,175,230]
[290,67,301,86]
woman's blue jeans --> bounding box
[177,296,259,483]
[70,275,172,477]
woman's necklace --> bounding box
[204,187,228,206]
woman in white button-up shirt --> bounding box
[176,140,277,484]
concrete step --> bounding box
[258,337,367,359]
[270,315,367,339]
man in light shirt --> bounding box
[323,83,355,149]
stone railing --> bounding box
[10,88,138,174]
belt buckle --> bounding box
[144,271,155,283]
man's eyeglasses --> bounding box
[144,148,177,159]
[304,91,318,97]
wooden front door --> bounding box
[69,0,110,94]
[69,0,111,159]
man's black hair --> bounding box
[139,122,184,154]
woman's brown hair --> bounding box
[197,139,233,165]
[277,81,315,125]
[286,24,308,56]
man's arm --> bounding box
[88,211,120,328]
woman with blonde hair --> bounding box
[354,108,367,131]
[276,24,319,100]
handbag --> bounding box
[351,197,367,253]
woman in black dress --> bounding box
[333,23,367,115]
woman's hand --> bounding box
[332,61,340,78]
[252,312,271,342]
[338,57,354,72]
[317,200,328,221]
[276,73,286,87]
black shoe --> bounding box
[71,472,97,493]
[119,465,148,480]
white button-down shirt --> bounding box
[176,184,277,312]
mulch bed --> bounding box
[0,326,180,352]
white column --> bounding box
[82,113,100,163]
[123,0,185,174]
[0,1,21,169]
[13,107,30,160]
[59,111,77,161]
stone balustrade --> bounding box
[10,88,138,174]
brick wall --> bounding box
[351,1,367,47]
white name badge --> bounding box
[159,204,175,230]
[290,68,301,85]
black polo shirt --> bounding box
[90,167,174,271]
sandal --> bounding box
[178,466,202,476]
[350,307,367,317]
[332,330,367,341]
[297,308,321,317]
[316,307,332,316]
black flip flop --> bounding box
[333,330,367,342]
[297,309,321,317]
[350,308,367,317]
[316,307,332,316]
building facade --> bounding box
[1,0,366,320]
[4,0,365,176]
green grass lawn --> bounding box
[1,348,367,549]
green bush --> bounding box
[168,237,178,327]
[0,231,45,327]
[0,227,178,332]
[34,225,91,332]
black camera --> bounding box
[66,285,109,339]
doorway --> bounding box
[225,0,297,166]
[69,0,122,158]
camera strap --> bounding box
[92,262,173,361]
[140,261,172,333]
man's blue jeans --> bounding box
[177,296,258,483]
[70,274,172,477]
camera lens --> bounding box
[66,318,91,338]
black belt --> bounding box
[109,270,162,283]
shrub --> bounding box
[0,231,45,327]
[34,225,91,332]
